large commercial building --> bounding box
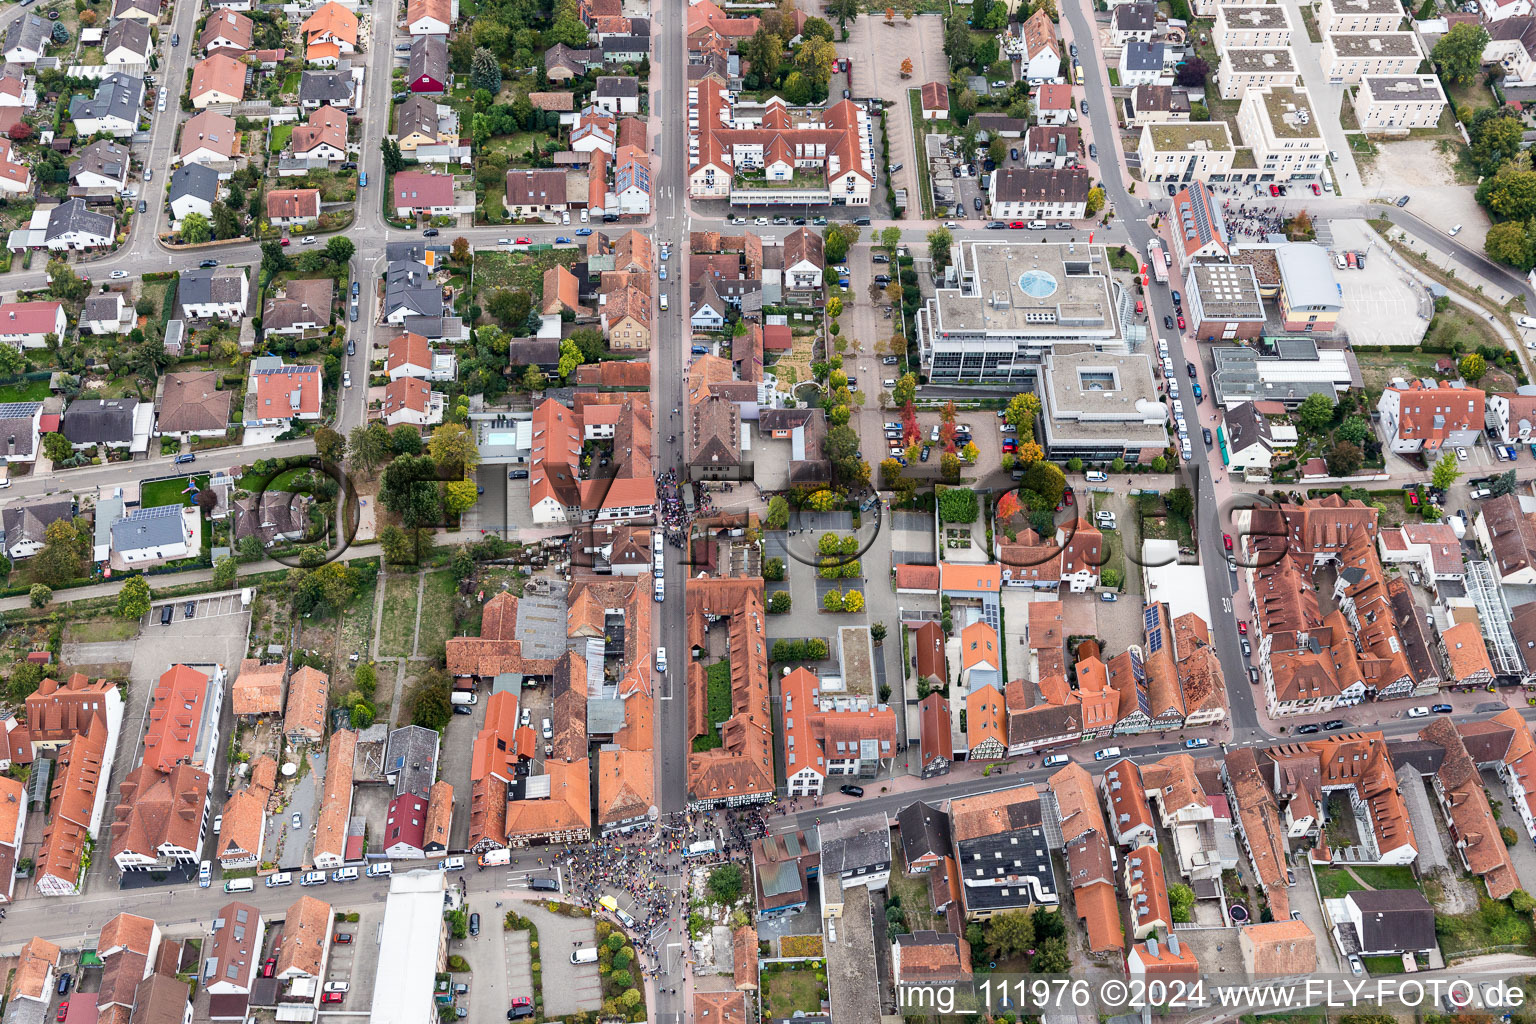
[369,870,448,1024]
[1038,351,1170,463]
[1210,338,1360,407]
[1236,86,1327,182]
[1187,263,1266,342]
[915,241,1129,384]
[1275,242,1342,331]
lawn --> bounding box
[1349,865,1421,889]
[1447,78,1497,122]
[1354,307,1513,403]
[761,966,827,1020]
[64,618,141,644]
[0,379,50,403]
[1312,868,1368,900]
[339,572,378,665]
[474,248,581,296]
[138,279,174,343]
[692,661,733,752]
[378,572,421,657]
[141,475,210,508]
[1361,955,1408,974]
[887,851,947,935]
[1436,889,1536,957]
[415,571,457,661]
[269,124,294,154]
[481,132,546,161]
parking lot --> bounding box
[1330,219,1434,348]
[839,14,944,202]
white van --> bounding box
[1084,470,1108,483]
[366,862,393,878]
[224,878,254,893]
[301,871,328,886]
[571,948,599,965]
[332,866,359,882]
[654,577,665,602]
[1094,746,1124,761]
[450,691,478,706]
[656,647,667,672]
[266,872,293,887]
[652,531,663,554]
[1027,220,1049,230]
[199,861,211,887]
[440,856,465,872]
[1519,316,1536,330]
[1041,754,1071,768]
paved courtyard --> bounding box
[838,14,944,204]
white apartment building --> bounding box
[1236,86,1327,182]
[1214,4,1294,48]
[1217,48,1299,100]
[1351,75,1447,130]
[1136,123,1236,184]
[1318,0,1405,32]
[1322,32,1423,83]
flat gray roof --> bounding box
[1192,263,1266,320]
[1326,31,1421,55]
[1219,4,1290,27]
[1224,47,1296,72]
[1360,74,1445,104]
[1040,351,1170,446]
[1330,0,1403,14]
[929,241,1120,338]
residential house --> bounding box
[111,0,160,21]
[232,491,308,548]
[1476,492,1536,585]
[179,267,249,321]
[891,932,972,987]
[1136,122,1236,182]
[214,773,269,869]
[1,499,73,560]
[1321,31,1423,83]
[1334,889,1436,957]
[504,169,569,218]
[104,19,153,64]
[109,762,210,873]
[63,397,139,450]
[782,227,824,292]
[283,666,329,745]
[386,332,454,381]
[1440,620,1495,690]
[392,171,461,219]
[189,54,247,108]
[311,729,356,869]
[948,784,1058,919]
[1378,379,1484,455]
[1018,10,1061,81]
[406,0,452,34]
[274,895,332,984]
[381,377,443,427]
[916,693,952,778]
[1127,933,1200,982]
[1119,42,1170,87]
[1214,2,1293,47]
[395,95,456,152]
[230,660,285,719]
[158,371,232,440]
[818,813,892,891]
[0,138,29,196]
[989,167,1090,220]
[199,9,252,55]
[1101,758,1157,848]
[178,110,239,166]
[70,139,131,190]
[44,198,115,250]
[262,278,333,335]
[1218,47,1300,100]
[1112,2,1158,43]
[81,293,128,337]
[300,1,359,64]
[290,105,348,163]
[265,188,322,227]
[203,901,262,1011]
[168,164,220,222]
[383,792,428,858]
[2,16,48,64]
[614,147,651,216]
[34,721,110,895]
[1049,762,1120,953]
[896,800,951,874]
[1223,401,1296,479]
[407,34,448,92]
[1034,83,1074,125]
[0,300,65,349]
[594,76,640,115]
[0,401,41,464]
[298,69,356,110]
[1025,125,1083,169]
[1486,17,1536,86]
[1352,74,1447,130]
[0,775,24,902]
[780,668,897,798]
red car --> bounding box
[1176,315,1186,329]
[1223,533,1233,551]
[1135,300,1144,314]
[1269,184,1280,197]
[279,238,290,246]
[1311,183,1321,195]
[1238,621,1248,636]
[1001,439,1017,452]
[56,1004,67,1023]
[515,236,532,244]
[322,993,345,1005]
[334,933,353,944]
[1064,489,1074,506]
[1009,221,1025,229]
[262,958,277,979]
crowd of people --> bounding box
[1219,201,1290,239]
[656,469,692,548]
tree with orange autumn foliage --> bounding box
[1014,441,1044,464]
[996,492,1023,522]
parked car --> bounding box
[839,784,864,797]
[199,259,219,268]
[1296,723,1321,734]
[1407,706,1431,718]
[1432,703,1454,714]
[334,933,353,944]
[1322,720,1347,731]
[1184,738,1209,749]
